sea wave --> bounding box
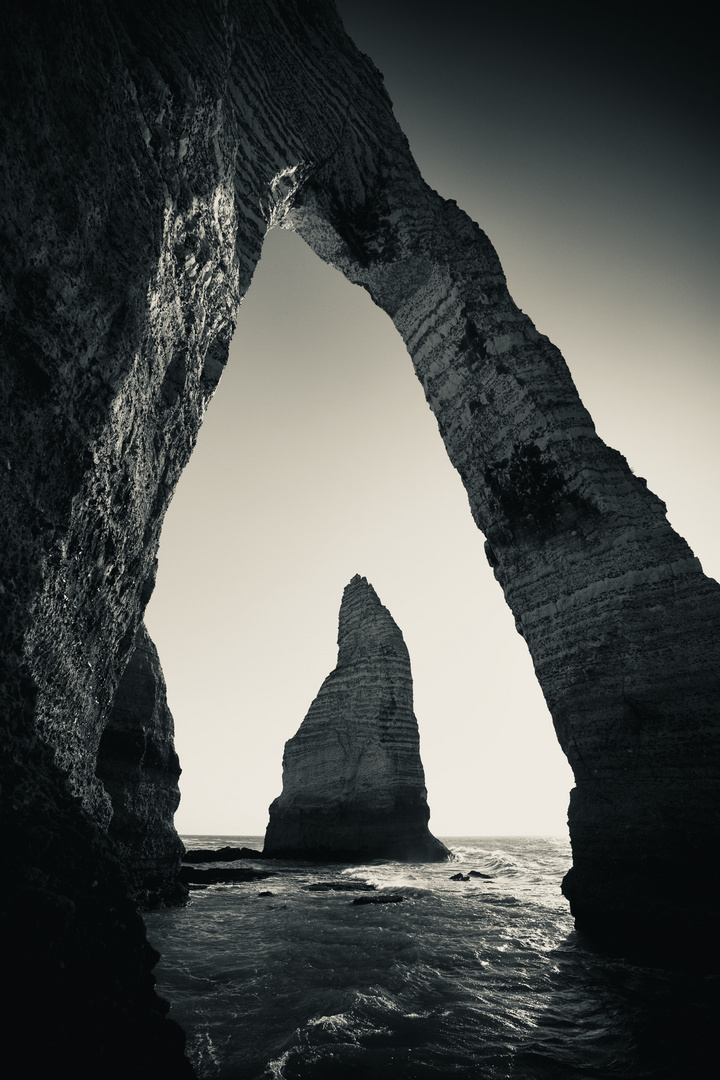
[146,836,717,1079]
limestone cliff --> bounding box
[0,0,248,1072]
[96,623,187,908]
[1,0,719,1073]
[264,576,449,862]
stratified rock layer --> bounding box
[264,576,449,862]
[96,623,186,908]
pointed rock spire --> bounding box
[263,576,449,862]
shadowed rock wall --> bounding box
[264,575,450,861]
[1,0,718,1072]
[0,0,255,1073]
[96,622,187,908]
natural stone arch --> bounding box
[233,0,720,963]
[1,0,718,1074]
[279,101,720,963]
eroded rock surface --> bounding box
[264,576,450,862]
[96,623,186,908]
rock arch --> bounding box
[1,0,718,1072]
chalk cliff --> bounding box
[264,576,449,862]
[1,0,719,1074]
[96,623,187,908]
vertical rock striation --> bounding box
[96,623,187,908]
[264,576,449,862]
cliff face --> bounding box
[0,1,251,1073]
[0,0,718,1071]
[96,623,187,908]
[264,576,449,862]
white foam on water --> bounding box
[146,836,708,1080]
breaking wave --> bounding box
[145,836,717,1079]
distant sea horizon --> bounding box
[178,831,571,843]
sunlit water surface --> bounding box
[145,836,717,1079]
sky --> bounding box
[145,1,719,838]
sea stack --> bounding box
[264,576,449,862]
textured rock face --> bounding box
[96,623,187,908]
[277,34,720,965]
[264,576,449,862]
[1,0,718,1070]
[0,1,249,1072]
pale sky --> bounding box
[145,2,719,838]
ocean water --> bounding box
[145,836,718,1079]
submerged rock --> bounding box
[352,895,405,906]
[264,576,450,863]
[179,866,275,886]
[182,846,265,863]
[306,881,376,892]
